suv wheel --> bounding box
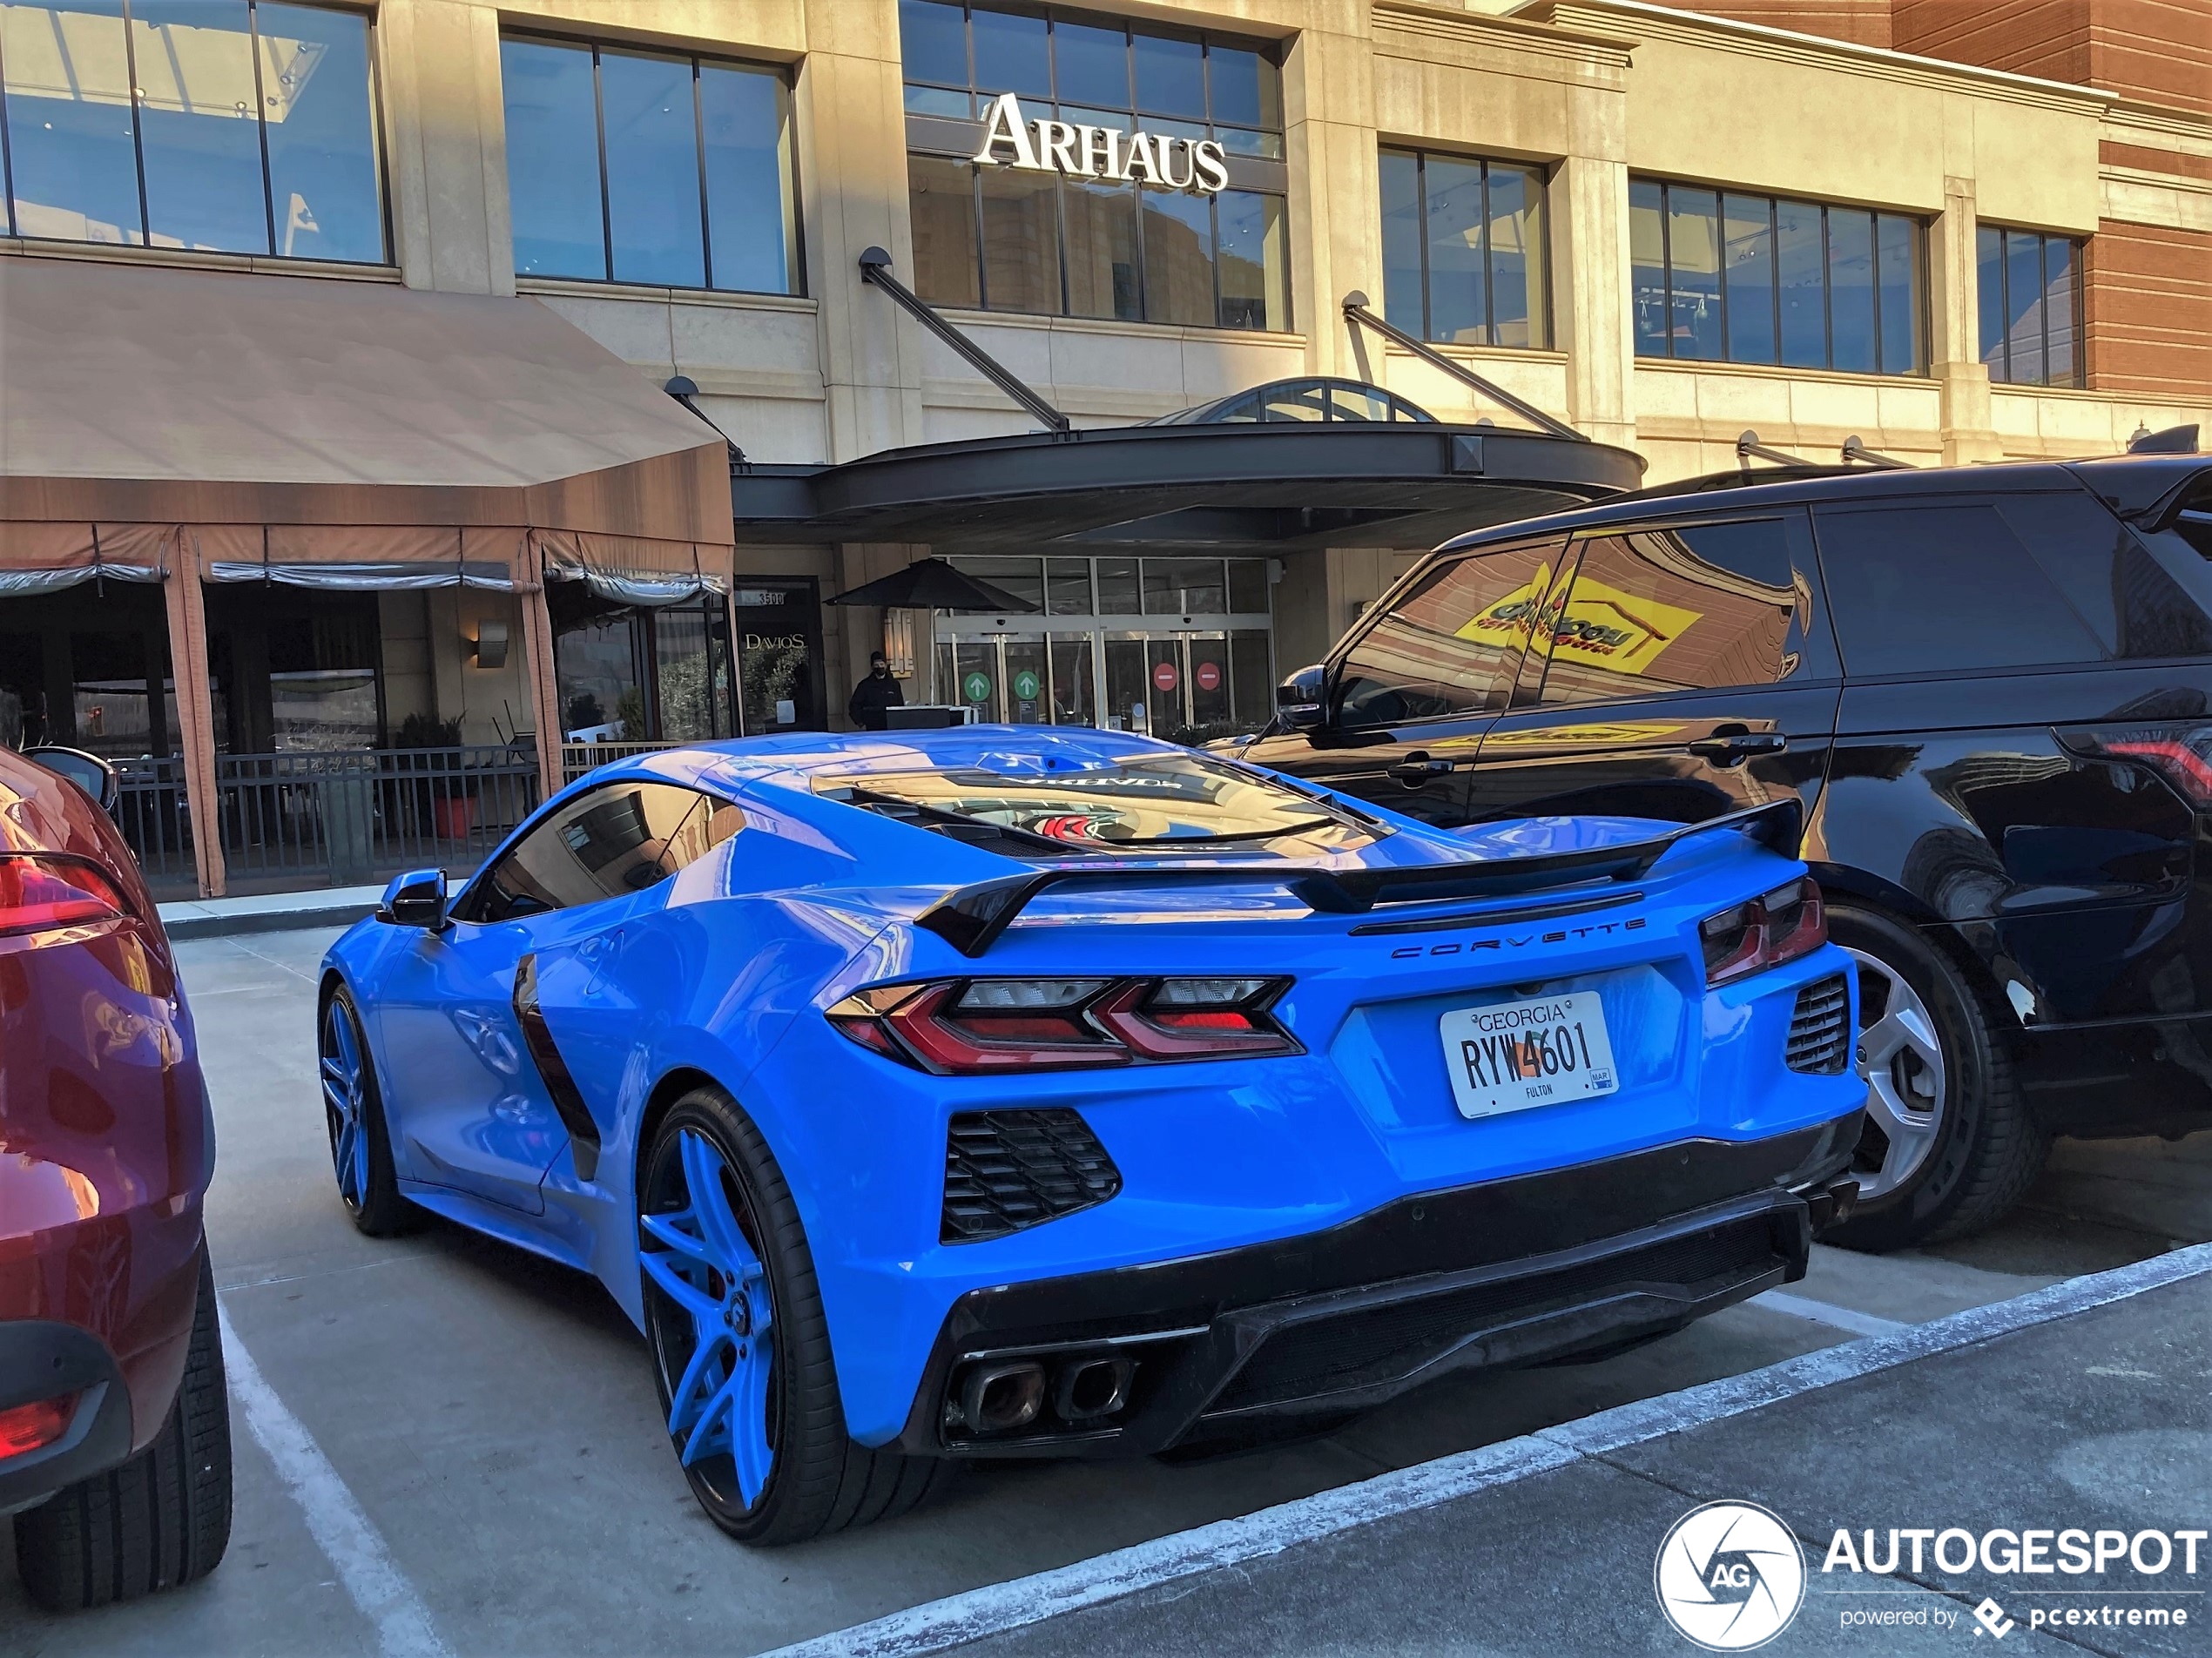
[13,1250,233,1610]
[1822,904,2048,1251]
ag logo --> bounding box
[1654,1501,1805,1650]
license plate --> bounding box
[1440,991,1619,1121]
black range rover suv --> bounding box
[1233,451,2212,1249]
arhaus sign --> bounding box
[972,92,1230,195]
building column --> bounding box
[379,0,515,296]
[163,530,226,899]
[513,533,564,797]
[1281,17,1379,379]
[1553,152,1637,453]
[1931,175,2004,464]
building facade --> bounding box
[1,0,2207,895]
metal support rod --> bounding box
[1841,435,1911,470]
[1737,429,1812,475]
[858,247,1071,433]
[664,375,749,468]
[1341,293,1586,441]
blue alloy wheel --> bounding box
[641,1130,777,1505]
[320,996,371,1214]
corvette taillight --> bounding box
[0,855,126,940]
[826,976,1298,1073]
[1700,877,1825,987]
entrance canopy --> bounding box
[732,411,1644,552]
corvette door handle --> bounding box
[1387,752,1459,786]
[1687,732,1787,766]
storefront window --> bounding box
[1979,226,2083,388]
[501,34,799,294]
[1379,148,1548,350]
[899,2,1289,331]
[1631,178,1924,375]
[2,0,385,261]
[553,593,738,741]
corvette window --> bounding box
[469,783,739,920]
[816,751,1379,849]
[1334,540,1562,728]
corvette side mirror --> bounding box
[378,867,449,930]
[1277,664,1329,731]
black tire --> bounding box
[14,1250,233,1611]
[1823,903,2048,1251]
[322,986,415,1237]
[637,1088,954,1546]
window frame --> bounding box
[1378,145,1552,351]
[0,0,392,265]
[1630,177,1926,377]
[1978,224,2086,389]
[499,29,804,297]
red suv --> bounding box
[0,746,231,1609]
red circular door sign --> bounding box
[1152,660,1179,692]
[1195,661,1222,692]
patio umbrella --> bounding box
[828,557,1037,612]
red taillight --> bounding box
[826,976,1298,1073]
[0,1393,76,1459]
[1701,878,1826,987]
[0,855,126,940]
[2061,725,2212,806]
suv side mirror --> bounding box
[24,745,118,814]
[378,867,449,930]
[1277,664,1329,731]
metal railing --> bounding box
[217,745,542,887]
[562,738,686,785]
[113,756,199,894]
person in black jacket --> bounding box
[846,650,906,731]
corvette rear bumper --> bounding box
[890,1110,1863,1459]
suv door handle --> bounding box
[1387,751,1459,786]
[1687,731,1788,766]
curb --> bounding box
[163,902,379,941]
[766,1239,2212,1658]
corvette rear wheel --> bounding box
[320,987,414,1237]
[637,1088,951,1545]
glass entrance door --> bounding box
[944,636,1067,725]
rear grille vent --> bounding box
[942,1109,1123,1244]
[1211,1219,1778,1413]
[1787,974,1851,1075]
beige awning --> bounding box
[0,255,732,549]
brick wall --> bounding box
[2082,218,2212,398]
[1636,0,1892,46]
[1891,0,2091,84]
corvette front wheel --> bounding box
[637,1088,949,1545]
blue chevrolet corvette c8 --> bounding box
[317,727,1865,1543]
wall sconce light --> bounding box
[881,608,915,679]
[469,620,509,671]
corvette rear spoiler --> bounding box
[914,798,1804,958]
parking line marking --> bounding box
[218,1306,453,1658]
[1750,1288,1908,1337]
[767,1241,2212,1658]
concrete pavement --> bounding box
[3,925,2205,1656]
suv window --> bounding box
[1817,502,2107,676]
[1336,540,1563,727]
[467,781,740,921]
[1993,491,2212,661]
[1535,518,1816,707]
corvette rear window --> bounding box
[816,752,1380,848]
